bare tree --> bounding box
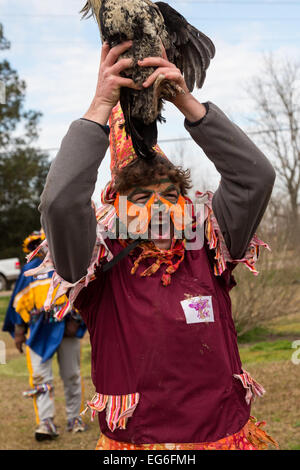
[170,142,219,194]
[259,191,291,238]
[247,54,300,238]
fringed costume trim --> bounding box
[195,191,270,276]
[233,369,266,405]
[81,392,140,432]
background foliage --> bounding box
[0,24,50,262]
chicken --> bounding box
[81,0,215,159]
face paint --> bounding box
[114,183,192,237]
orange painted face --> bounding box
[113,180,191,236]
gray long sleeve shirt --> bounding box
[39,102,276,283]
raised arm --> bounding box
[183,103,276,259]
[39,119,109,283]
[139,54,275,259]
[39,41,140,283]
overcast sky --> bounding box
[1,0,300,201]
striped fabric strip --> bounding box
[55,300,71,320]
[26,239,47,262]
[98,244,107,263]
[108,396,121,431]
[82,393,140,432]
[23,383,53,398]
[196,190,270,277]
[233,369,266,405]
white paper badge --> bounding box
[180,296,214,324]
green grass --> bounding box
[238,326,272,343]
[271,322,300,337]
[0,354,28,377]
[0,342,92,379]
[0,296,10,323]
[237,316,300,344]
[239,339,295,364]
[249,340,292,352]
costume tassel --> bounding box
[81,392,140,432]
[233,369,266,405]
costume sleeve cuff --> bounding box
[80,118,110,136]
[184,102,210,128]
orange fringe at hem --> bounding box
[95,416,279,451]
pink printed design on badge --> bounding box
[188,298,211,320]
[180,296,214,324]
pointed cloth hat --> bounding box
[101,103,168,204]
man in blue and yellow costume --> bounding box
[3,230,87,441]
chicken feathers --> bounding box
[81,0,215,159]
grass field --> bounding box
[1,294,300,450]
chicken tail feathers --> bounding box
[155,1,215,91]
[120,91,158,160]
[129,117,158,160]
[80,1,93,19]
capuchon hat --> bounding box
[101,102,168,204]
